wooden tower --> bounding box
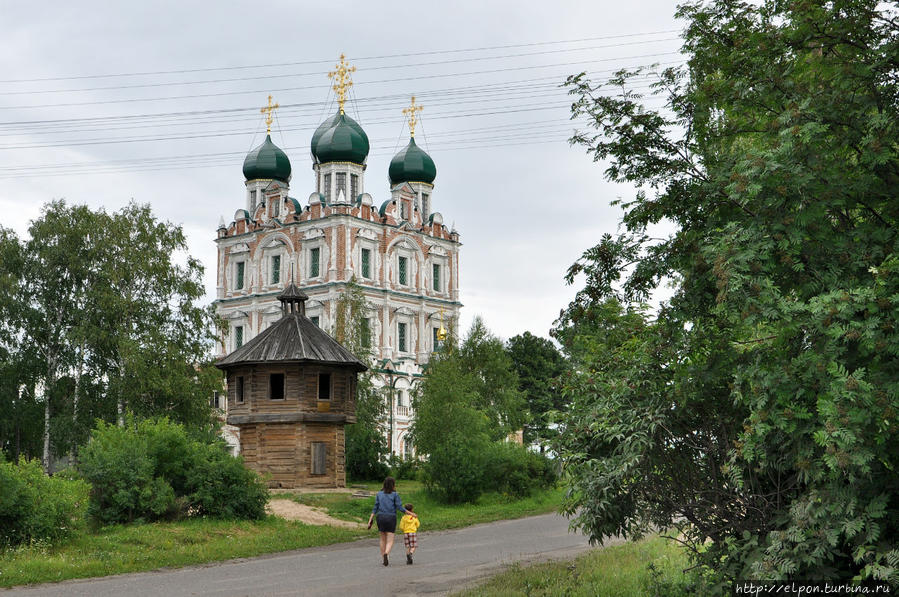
[216,283,367,488]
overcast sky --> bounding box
[0,0,683,342]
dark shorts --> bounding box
[376,513,397,533]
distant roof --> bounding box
[216,311,367,371]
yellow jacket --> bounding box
[399,514,420,534]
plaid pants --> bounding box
[403,533,417,549]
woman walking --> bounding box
[367,476,416,566]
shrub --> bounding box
[422,434,488,503]
[483,442,557,498]
[78,420,177,525]
[185,442,268,520]
[387,455,421,481]
[79,418,267,525]
[0,457,89,547]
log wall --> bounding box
[226,363,355,489]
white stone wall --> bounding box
[215,174,460,458]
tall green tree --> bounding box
[0,226,41,460]
[506,332,566,448]
[20,202,102,470]
[93,203,218,428]
[332,279,388,480]
[556,0,899,586]
[411,318,525,502]
[457,317,527,439]
[411,337,492,503]
[1,201,220,467]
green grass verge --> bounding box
[451,536,693,597]
[286,481,564,531]
[0,517,363,589]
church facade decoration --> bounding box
[214,56,462,458]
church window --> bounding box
[336,172,346,199]
[235,325,244,349]
[433,326,440,351]
[311,442,326,475]
[323,174,331,203]
[311,315,320,327]
[236,376,245,403]
[271,255,281,285]
[361,248,371,278]
[396,390,405,407]
[269,373,285,400]
[398,322,407,352]
[310,247,320,278]
[433,263,440,292]
[361,318,371,348]
[250,190,257,212]
[400,201,408,220]
[272,198,280,217]
[235,261,245,290]
[421,193,430,219]
[350,174,358,199]
[398,256,408,285]
[318,373,331,401]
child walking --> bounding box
[399,503,420,564]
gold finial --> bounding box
[402,95,423,138]
[328,53,356,115]
[437,307,447,342]
[260,95,280,135]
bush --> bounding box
[387,455,421,481]
[79,418,267,525]
[0,457,89,547]
[483,442,557,498]
[78,420,177,525]
[422,434,488,503]
[422,438,558,503]
[186,443,268,520]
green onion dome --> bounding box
[243,135,292,182]
[311,111,370,165]
[388,137,436,185]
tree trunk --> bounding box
[42,394,51,471]
[42,356,56,473]
[14,385,21,460]
[71,343,85,460]
[117,359,125,427]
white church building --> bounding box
[212,56,462,457]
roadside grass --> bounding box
[0,517,363,589]
[451,535,693,597]
[287,481,565,531]
[0,483,564,589]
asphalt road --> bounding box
[2,513,608,597]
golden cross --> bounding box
[402,95,423,138]
[260,95,279,135]
[328,54,356,115]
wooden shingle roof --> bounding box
[216,303,367,372]
[278,283,309,301]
